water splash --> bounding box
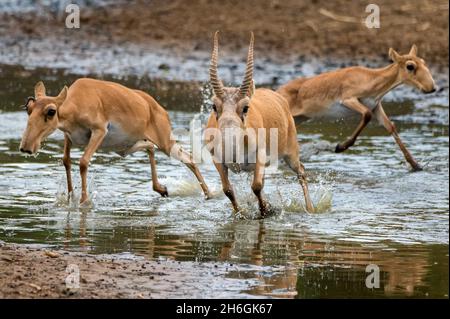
[163,178,203,197]
[301,140,336,161]
[53,172,97,211]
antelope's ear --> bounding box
[409,44,418,56]
[34,81,46,98]
[389,48,401,63]
[22,97,35,111]
[54,86,68,107]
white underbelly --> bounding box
[67,123,151,156]
[316,98,378,120]
[102,123,137,150]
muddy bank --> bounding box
[0,241,275,299]
[0,1,448,108]
[0,0,448,65]
[0,1,448,83]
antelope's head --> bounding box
[389,45,436,94]
[19,81,68,155]
[209,32,255,153]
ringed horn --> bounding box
[209,31,255,99]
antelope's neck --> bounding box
[367,63,401,100]
[56,107,72,133]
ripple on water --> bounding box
[0,103,448,298]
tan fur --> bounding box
[277,45,436,171]
[206,32,314,216]
[20,78,211,204]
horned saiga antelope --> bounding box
[277,45,436,171]
[19,79,211,204]
[205,32,314,216]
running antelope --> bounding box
[205,32,314,216]
[19,79,211,204]
[277,45,436,171]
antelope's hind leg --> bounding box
[285,152,315,213]
[143,122,211,199]
[169,143,211,199]
[335,98,372,153]
[147,145,168,197]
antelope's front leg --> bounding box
[147,145,168,197]
[252,156,269,217]
[79,128,107,204]
[214,162,239,213]
[335,98,372,153]
[62,134,73,199]
[374,103,422,171]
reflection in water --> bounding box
[59,211,449,298]
[0,64,448,298]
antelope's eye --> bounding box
[406,63,415,72]
[243,105,249,114]
[212,105,218,113]
[47,109,56,117]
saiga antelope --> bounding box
[19,79,211,204]
[205,32,314,217]
[277,45,436,171]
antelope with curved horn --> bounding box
[19,79,211,204]
[277,45,436,171]
[205,31,314,216]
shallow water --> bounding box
[0,64,448,298]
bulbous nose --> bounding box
[20,147,32,155]
[219,117,241,129]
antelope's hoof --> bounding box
[411,164,423,172]
[335,143,347,153]
[260,203,278,219]
[79,196,88,205]
[156,185,169,197]
[306,205,316,214]
[79,197,93,209]
[160,190,169,198]
[204,192,213,200]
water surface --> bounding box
[0,64,448,298]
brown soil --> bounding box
[1,0,448,66]
[0,242,248,299]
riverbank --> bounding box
[0,241,271,298]
[0,0,448,83]
[1,0,448,65]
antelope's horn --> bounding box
[239,32,254,98]
[210,31,224,97]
